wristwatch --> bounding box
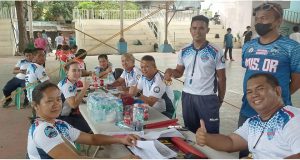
[136,91,142,97]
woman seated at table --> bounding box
[109,54,142,94]
[57,61,90,133]
[75,49,92,77]
[27,82,139,159]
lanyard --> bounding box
[190,41,208,84]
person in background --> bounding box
[68,45,77,60]
[2,48,33,108]
[75,49,92,77]
[93,54,113,79]
[55,44,62,60]
[243,26,253,44]
[69,33,76,47]
[55,32,64,47]
[224,28,234,61]
[289,26,300,43]
[25,48,50,103]
[196,73,300,159]
[109,53,142,94]
[27,81,139,159]
[239,2,300,158]
[34,32,47,52]
[59,45,71,63]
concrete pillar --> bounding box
[159,1,174,53]
[118,1,127,54]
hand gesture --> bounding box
[106,66,113,73]
[120,134,140,146]
[82,77,90,90]
[164,68,173,81]
[196,119,207,146]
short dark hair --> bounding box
[71,44,78,50]
[59,32,62,36]
[56,44,63,50]
[23,48,33,55]
[32,48,44,55]
[32,82,59,105]
[248,73,279,88]
[227,28,232,31]
[75,49,87,59]
[247,26,251,29]
[62,45,70,51]
[98,54,108,60]
[191,15,209,26]
[293,26,299,32]
[64,61,79,71]
[141,55,155,62]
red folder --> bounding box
[171,137,208,158]
[144,119,178,129]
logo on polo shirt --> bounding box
[136,74,141,80]
[201,53,209,62]
[221,56,225,63]
[153,86,160,93]
[248,47,254,53]
[44,126,58,138]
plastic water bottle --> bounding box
[132,105,144,131]
[115,99,123,123]
[107,73,115,84]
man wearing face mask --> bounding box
[238,2,300,158]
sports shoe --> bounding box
[2,98,12,108]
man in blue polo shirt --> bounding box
[239,2,300,158]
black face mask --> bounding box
[255,23,272,36]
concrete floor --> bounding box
[0,49,299,158]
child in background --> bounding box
[2,48,34,108]
[59,45,71,63]
[75,49,92,77]
[55,44,62,60]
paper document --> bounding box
[143,128,184,140]
[128,140,177,159]
[101,131,144,137]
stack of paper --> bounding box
[128,140,177,159]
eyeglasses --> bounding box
[253,3,282,17]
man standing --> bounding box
[164,15,226,133]
[224,28,234,61]
[196,73,300,159]
[289,26,300,43]
[243,26,253,44]
[239,2,300,158]
[55,32,64,47]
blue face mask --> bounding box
[255,23,272,36]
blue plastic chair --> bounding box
[172,90,182,119]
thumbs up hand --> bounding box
[196,119,207,146]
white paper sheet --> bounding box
[142,128,184,140]
[128,140,177,159]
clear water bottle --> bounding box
[132,105,144,131]
[115,99,123,123]
[107,73,115,84]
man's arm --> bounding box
[285,153,300,159]
[196,120,247,152]
[216,69,226,103]
[290,73,300,94]
[13,67,22,74]
[164,65,185,80]
[111,77,125,87]
[139,95,159,106]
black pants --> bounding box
[182,92,220,133]
[238,113,250,158]
[2,77,28,102]
[224,47,233,60]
